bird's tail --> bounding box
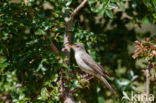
[97,75,115,94]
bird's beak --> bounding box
[67,45,74,48]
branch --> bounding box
[146,61,152,103]
[42,34,59,54]
[0,93,11,103]
[61,1,88,103]
[24,0,28,6]
[50,41,59,54]
[70,0,88,21]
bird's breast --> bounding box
[75,52,93,74]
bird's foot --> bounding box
[86,75,94,81]
[80,73,89,78]
[80,74,94,83]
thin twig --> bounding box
[42,34,59,54]
[50,40,59,54]
[70,0,88,21]
[24,0,27,6]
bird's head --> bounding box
[68,43,86,52]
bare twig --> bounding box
[42,34,59,54]
[70,0,88,21]
[50,41,59,54]
[146,61,152,103]
[24,0,27,6]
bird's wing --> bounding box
[81,52,108,76]
[96,63,109,76]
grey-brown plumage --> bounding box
[70,43,115,93]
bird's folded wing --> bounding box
[96,63,109,76]
[81,53,108,76]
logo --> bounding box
[122,91,155,102]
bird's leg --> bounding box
[80,73,89,78]
[86,75,94,81]
[80,74,94,83]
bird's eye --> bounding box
[74,44,80,48]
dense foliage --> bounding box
[0,0,156,103]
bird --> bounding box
[69,43,115,93]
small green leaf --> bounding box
[108,3,118,9]
[152,0,156,8]
[58,0,63,3]
[101,0,107,2]
[97,8,104,16]
[98,96,105,103]
[73,80,82,88]
[41,88,50,99]
[145,57,152,61]
[111,0,119,2]
[66,0,72,7]
[88,0,97,4]
[119,2,125,11]
[105,10,113,18]
[35,29,43,35]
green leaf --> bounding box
[145,57,152,61]
[35,29,43,35]
[41,88,50,99]
[58,0,63,3]
[105,10,113,18]
[108,3,118,9]
[152,0,156,8]
[111,0,119,2]
[119,2,125,11]
[88,0,97,4]
[73,80,82,88]
[66,0,72,7]
[142,17,149,24]
[97,8,104,16]
[98,96,105,103]
[101,0,107,2]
